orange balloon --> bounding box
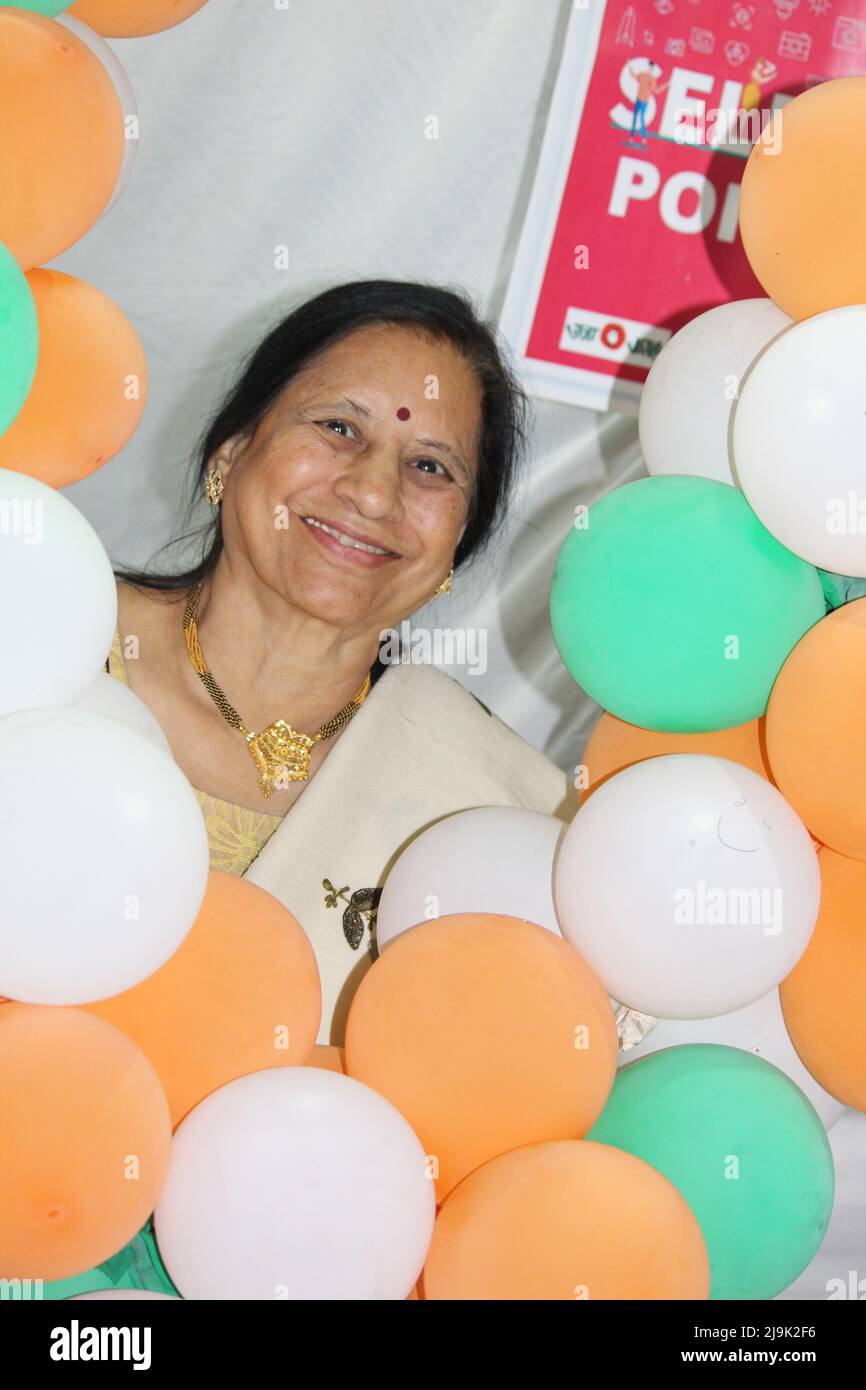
[308,1044,345,1074]
[0,12,124,270]
[739,77,866,321]
[344,914,617,1200]
[86,872,321,1126]
[0,1005,171,1281]
[582,711,770,799]
[766,599,866,860]
[781,848,866,1112]
[423,1140,710,1300]
[68,0,210,37]
[0,270,147,486]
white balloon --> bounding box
[75,672,173,757]
[376,806,566,949]
[0,470,116,716]
[733,304,866,576]
[0,707,209,1004]
[57,16,139,220]
[154,1068,435,1301]
[639,298,791,486]
[69,1291,177,1301]
[619,989,845,1131]
[554,754,820,1019]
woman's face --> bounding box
[213,323,482,630]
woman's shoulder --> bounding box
[116,578,184,628]
[112,580,186,656]
[108,581,191,691]
[373,657,529,739]
[372,660,580,821]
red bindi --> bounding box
[396,407,411,420]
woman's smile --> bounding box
[298,511,402,569]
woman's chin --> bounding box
[278,575,388,628]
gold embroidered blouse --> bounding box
[105,629,284,875]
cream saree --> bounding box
[243,658,581,1044]
[106,630,580,1045]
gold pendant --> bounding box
[245,721,314,796]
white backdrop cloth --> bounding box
[50,0,863,1301]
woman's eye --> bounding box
[319,418,356,439]
[412,457,452,480]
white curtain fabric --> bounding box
[52,0,862,1299]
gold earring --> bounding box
[204,468,224,506]
[433,566,454,597]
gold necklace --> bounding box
[182,581,371,797]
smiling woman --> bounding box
[86,278,583,1300]
[107,279,579,1043]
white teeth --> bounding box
[302,516,391,555]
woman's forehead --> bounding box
[267,332,482,460]
[293,323,475,390]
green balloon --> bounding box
[588,1044,834,1299]
[0,3,75,15]
[42,1220,180,1301]
[818,566,866,610]
[549,475,824,731]
[0,242,38,438]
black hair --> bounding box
[114,278,530,595]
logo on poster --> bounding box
[560,307,669,363]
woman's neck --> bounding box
[185,560,383,734]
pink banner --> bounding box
[500,0,866,414]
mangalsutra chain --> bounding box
[181,581,371,792]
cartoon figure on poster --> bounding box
[626,60,669,146]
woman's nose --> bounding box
[333,448,402,519]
